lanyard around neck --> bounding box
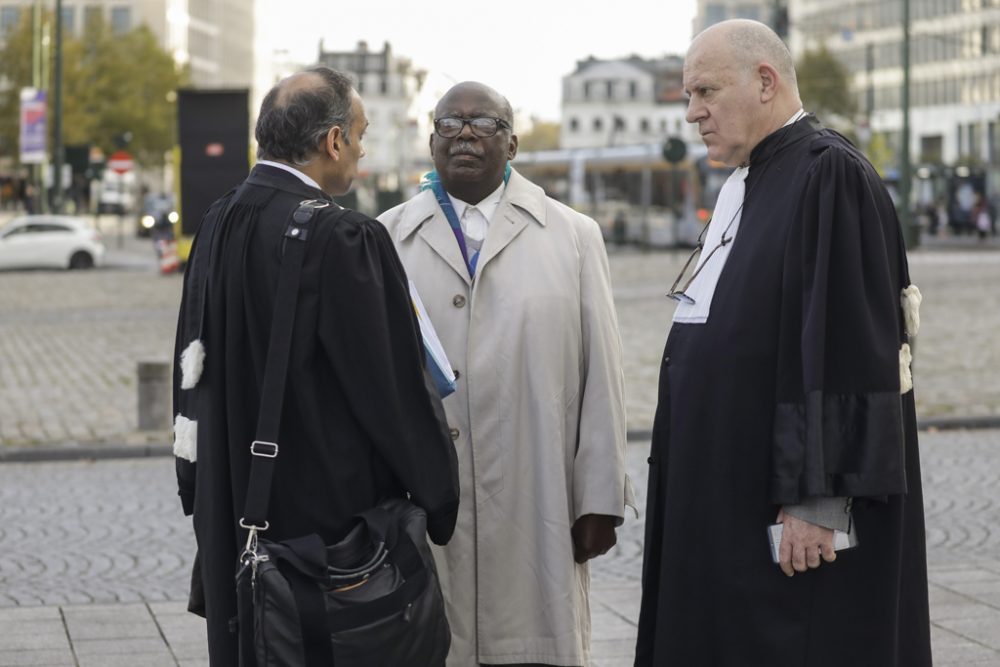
[423,164,511,278]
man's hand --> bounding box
[571,514,618,563]
[775,508,837,577]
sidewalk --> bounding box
[1,214,999,665]
[0,429,998,667]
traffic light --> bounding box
[662,137,687,164]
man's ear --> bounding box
[507,133,519,161]
[759,63,779,103]
[325,126,344,160]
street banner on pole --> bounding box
[20,88,47,164]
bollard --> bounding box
[137,361,172,431]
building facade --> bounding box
[791,0,1000,173]
[560,55,695,149]
[0,0,253,88]
[316,40,427,208]
[692,0,781,35]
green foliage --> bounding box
[796,45,857,131]
[0,11,186,167]
[517,120,561,151]
[866,132,895,177]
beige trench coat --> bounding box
[379,169,631,666]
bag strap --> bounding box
[240,199,336,531]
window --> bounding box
[110,6,131,34]
[640,118,650,133]
[61,6,75,34]
[593,117,603,132]
[606,81,614,99]
[569,118,579,132]
[33,223,72,233]
[0,7,21,35]
[83,6,102,30]
[629,81,638,99]
[585,81,593,100]
[705,3,726,25]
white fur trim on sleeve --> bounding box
[173,414,198,462]
[899,343,913,394]
[180,339,205,389]
[901,285,922,337]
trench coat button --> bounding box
[449,427,460,440]
[452,294,466,308]
[453,369,460,380]
[663,355,671,364]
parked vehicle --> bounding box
[0,215,106,270]
[96,170,137,215]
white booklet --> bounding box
[409,280,457,398]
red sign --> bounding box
[108,150,134,174]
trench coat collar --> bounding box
[395,168,547,284]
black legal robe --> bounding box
[172,165,460,665]
[635,117,931,667]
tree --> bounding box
[517,120,561,151]
[0,11,186,167]
[795,45,857,134]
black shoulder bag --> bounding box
[234,200,451,667]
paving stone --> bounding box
[0,225,998,664]
[0,649,75,666]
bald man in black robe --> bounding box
[635,20,931,667]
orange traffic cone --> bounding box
[159,240,179,274]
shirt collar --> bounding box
[447,180,507,223]
[784,108,807,127]
[256,160,324,193]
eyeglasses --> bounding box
[434,116,511,138]
[666,205,741,305]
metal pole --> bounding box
[866,43,874,154]
[31,1,42,214]
[900,0,916,247]
[52,0,64,213]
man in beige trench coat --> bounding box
[379,82,633,666]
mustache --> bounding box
[449,141,483,157]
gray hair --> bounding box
[255,65,355,164]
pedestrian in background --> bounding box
[973,191,992,240]
[635,20,931,667]
[171,66,459,664]
[379,81,633,667]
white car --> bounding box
[0,215,106,270]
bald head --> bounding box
[690,19,799,99]
[683,19,803,166]
[255,66,355,164]
[435,81,514,124]
[430,80,518,205]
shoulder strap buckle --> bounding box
[286,199,331,241]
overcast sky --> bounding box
[255,0,698,122]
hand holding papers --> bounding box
[409,281,457,398]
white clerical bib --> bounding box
[672,166,749,324]
[672,109,807,325]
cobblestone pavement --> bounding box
[0,218,998,664]
[1,233,998,448]
[611,245,1000,431]
[0,429,997,665]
